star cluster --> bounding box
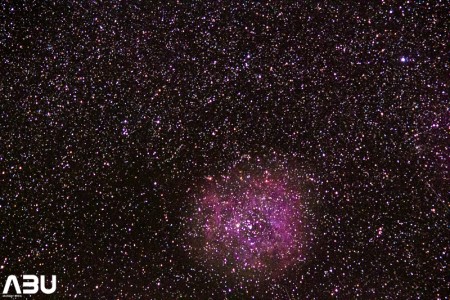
[1,1,448,299]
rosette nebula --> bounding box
[187,166,314,279]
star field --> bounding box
[1,1,448,299]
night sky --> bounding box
[1,1,448,299]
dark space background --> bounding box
[1,1,448,299]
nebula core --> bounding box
[187,162,313,279]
